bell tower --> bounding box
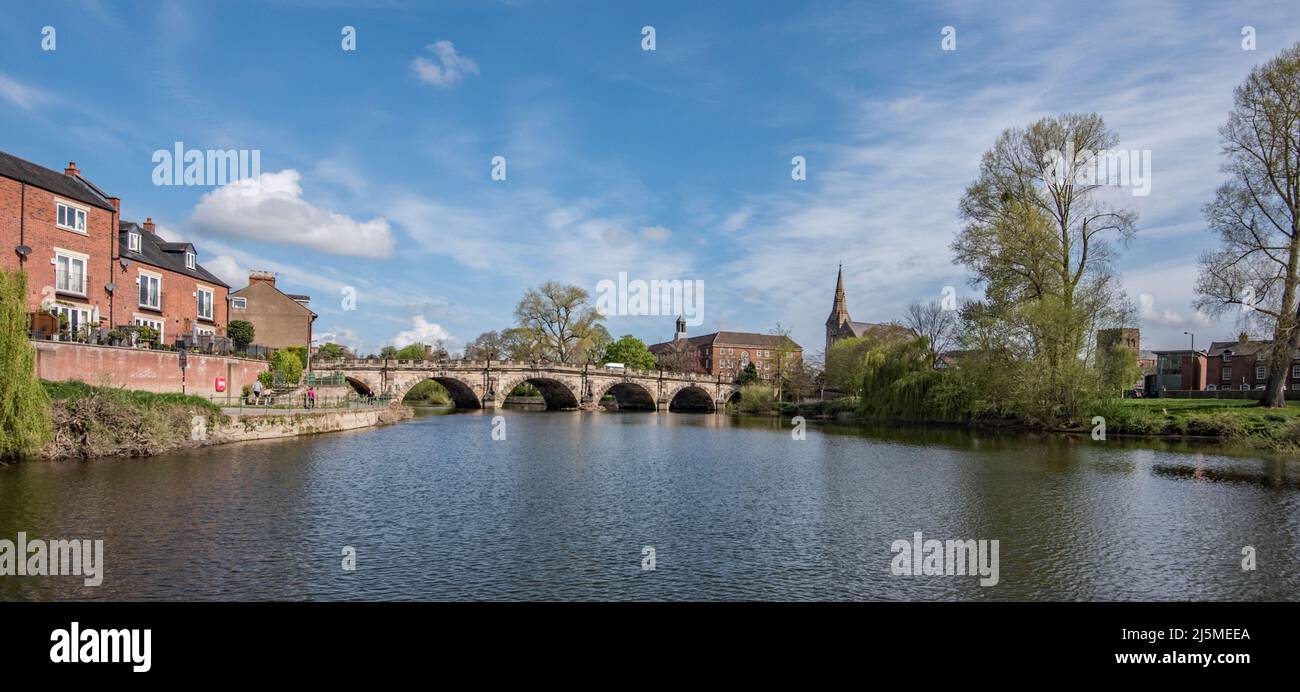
[825,264,851,353]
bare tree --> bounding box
[463,330,505,361]
[656,338,703,373]
[513,282,603,364]
[1195,43,1300,408]
[902,300,961,366]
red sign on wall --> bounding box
[215,377,227,392]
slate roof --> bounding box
[650,331,801,352]
[119,220,229,288]
[1206,340,1300,358]
[0,150,117,211]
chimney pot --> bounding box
[142,217,156,233]
[64,162,79,176]
[1239,331,1249,344]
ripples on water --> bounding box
[0,409,1296,601]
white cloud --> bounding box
[316,327,362,351]
[411,40,480,88]
[191,169,394,258]
[0,73,50,111]
[392,316,453,348]
[641,225,671,242]
[203,254,247,288]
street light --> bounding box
[1184,331,1195,352]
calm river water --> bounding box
[1,409,1297,601]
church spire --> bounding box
[826,263,850,327]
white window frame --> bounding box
[1222,351,1232,363]
[1240,383,1251,391]
[1206,384,1217,391]
[232,297,247,310]
[128,231,142,253]
[133,316,164,342]
[1256,366,1266,381]
[196,285,215,321]
[194,326,216,336]
[53,303,92,335]
[55,199,88,234]
[53,248,88,295]
[185,251,196,270]
[1221,367,1231,382]
[1293,364,1300,380]
[138,270,162,310]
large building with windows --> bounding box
[649,316,802,382]
[1,150,228,344]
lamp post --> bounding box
[1184,331,1195,352]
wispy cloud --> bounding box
[411,40,480,88]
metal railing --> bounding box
[210,392,393,412]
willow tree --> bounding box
[1194,43,1300,408]
[953,113,1137,416]
[0,270,52,458]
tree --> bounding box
[823,326,911,394]
[601,334,656,369]
[379,345,398,359]
[578,324,613,364]
[903,301,961,367]
[271,348,303,385]
[316,342,351,360]
[227,320,255,351]
[655,338,702,373]
[0,270,52,458]
[954,113,1137,416]
[463,331,505,361]
[767,323,802,400]
[738,362,760,385]
[500,327,544,361]
[1194,43,1300,408]
[513,282,604,364]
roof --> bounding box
[1206,340,1299,358]
[0,150,117,211]
[119,221,230,288]
[230,278,318,318]
[650,331,801,352]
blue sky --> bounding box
[3,1,1298,356]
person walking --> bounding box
[307,386,317,409]
[252,379,263,405]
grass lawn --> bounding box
[1085,397,1300,448]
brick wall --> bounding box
[31,340,268,398]
[111,250,229,342]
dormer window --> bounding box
[1222,350,1233,363]
[185,251,196,269]
[128,232,141,253]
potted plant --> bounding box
[56,313,69,341]
[107,329,124,346]
[136,325,157,347]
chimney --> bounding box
[142,217,156,233]
[1239,331,1249,344]
[248,270,276,287]
[64,162,79,176]
[109,197,120,213]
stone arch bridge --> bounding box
[320,359,742,412]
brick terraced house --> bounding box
[117,218,230,345]
[1205,334,1300,392]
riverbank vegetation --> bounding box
[0,270,52,460]
[40,381,225,460]
[403,380,452,406]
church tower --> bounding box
[825,264,851,353]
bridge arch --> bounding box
[593,380,657,411]
[496,374,581,411]
[388,374,483,409]
[667,384,717,412]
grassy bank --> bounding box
[1081,398,1300,450]
[40,381,226,460]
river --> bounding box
[1,409,1297,601]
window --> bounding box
[1293,365,1300,380]
[1222,367,1232,382]
[1207,384,1217,391]
[185,252,196,270]
[56,202,87,233]
[1240,383,1251,391]
[128,232,141,253]
[195,326,216,336]
[133,316,163,341]
[55,252,87,294]
[1222,351,1232,363]
[232,297,247,310]
[138,272,161,309]
[197,287,214,320]
[53,304,91,336]
[1256,366,1266,381]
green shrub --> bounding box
[0,270,52,458]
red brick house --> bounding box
[1205,334,1300,392]
[1148,349,1207,392]
[116,218,230,345]
[0,151,119,337]
[1,150,229,347]
[649,316,801,382]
